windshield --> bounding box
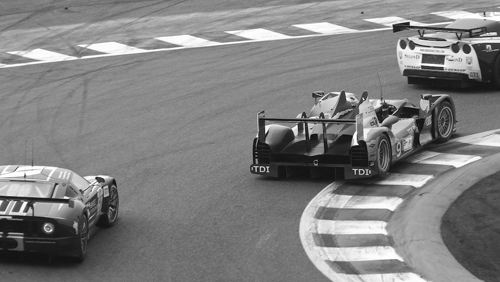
[0,181,54,198]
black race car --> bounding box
[393,14,500,87]
[0,165,119,262]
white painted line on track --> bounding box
[364,16,423,27]
[8,49,76,62]
[318,246,403,262]
[293,22,357,34]
[78,42,146,54]
[459,133,500,147]
[0,21,453,69]
[327,194,403,211]
[155,35,220,47]
[317,220,388,235]
[225,28,292,40]
[363,173,434,188]
[404,151,482,168]
[356,273,429,282]
[431,11,479,20]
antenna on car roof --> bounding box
[31,139,34,166]
[24,139,27,165]
[377,72,385,103]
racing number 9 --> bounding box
[396,142,402,157]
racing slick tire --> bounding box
[492,54,500,88]
[97,183,119,227]
[74,214,89,263]
[435,101,454,143]
[375,134,391,178]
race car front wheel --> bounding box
[375,135,391,178]
[435,101,454,143]
[97,183,119,227]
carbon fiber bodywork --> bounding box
[393,16,500,87]
[250,91,457,180]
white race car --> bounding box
[393,13,500,88]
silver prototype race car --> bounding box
[393,13,500,87]
[251,90,457,179]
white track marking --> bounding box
[432,11,478,20]
[155,35,220,47]
[404,151,482,168]
[356,273,429,282]
[459,133,500,147]
[327,194,403,211]
[317,220,388,235]
[8,49,76,62]
[364,16,423,27]
[363,173,434,188]
[317,246,403,262]
[78,42,146,54]
[293,22,357,34]
[226,28,291,40]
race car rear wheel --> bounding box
[75,214,89,263]
[375,134,391,178]
[97,183,119,227]
[435,101,454,143]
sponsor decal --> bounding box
[352,168,371,176]
[445,68,466,72]
[404,65,420,69]
[250,165,270,174]
[403,136,413,151]
[419,48,445,53]
[445,56,463,63]
[103,186,109,197]
[425,116,432,126]
[87,198,98,215]
[73,221,78,234]
[482,45,499,52]
[332,108,352,119]
[469,72,480,79]
[466,57,473,65]
[404,54,421,60]
[398,51,402,59]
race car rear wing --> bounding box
[0,196,76,209]
[257,111,362,153]
[393,22,487,40]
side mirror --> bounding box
[312,91,324,98]
[312,91,325,104]
[381,115,399,127]
[95,176,105,184]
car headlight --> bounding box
[42,223,55,235]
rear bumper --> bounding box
[403,69,470,80]
[250,163,376,179]
[0,234,78,256]
[403,70,472,88]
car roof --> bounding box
[0,165,73,184]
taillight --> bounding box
[409,40,416,50]
[451,44,460,53]
[42,222,55,235]
[399,39,407,49]
[463,44,471,54]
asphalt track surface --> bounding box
[0,1,499,281]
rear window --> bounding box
[0,181,54,198]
